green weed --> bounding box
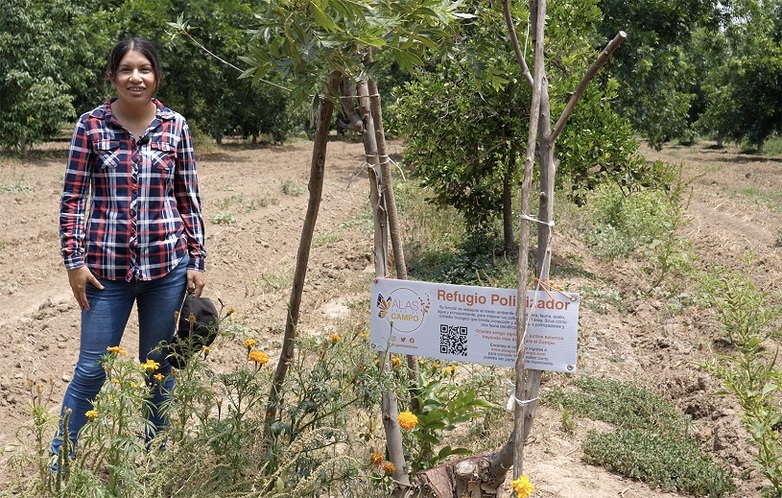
[584,428,734,496]
[281,179,304,196]
[548,376,734,496]
[0,177,34,193]
[208,211,236,225]
[699,265,782,496]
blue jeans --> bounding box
[51,257,187,457]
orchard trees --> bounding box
[696,0,782,149]
[0,0,100,159]
[394,0,644,249]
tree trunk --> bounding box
[263,71,341,440]
[357,79,413,495]
[20,135,28,161]
[367,78,422,392]
[502,130,517,256]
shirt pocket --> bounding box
[93,140,121,169]
[149,140,177,171]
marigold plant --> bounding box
[141,359,160,373]
[511,475,534,498]
[249,350,270,366]
[398,411,418,430]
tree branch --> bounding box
[549,31,627,143]
[502,0,534,87]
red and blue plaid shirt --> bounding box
[59,99,206,282]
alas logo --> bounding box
[376,287,430,333]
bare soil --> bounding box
[0,138,776,497]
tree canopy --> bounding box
[2,0,782,156]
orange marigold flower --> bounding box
[249,350,270,366]
[443,364,457,375]
[85,409,98,420]
[511,475,534,498]
[142,359,160,373]
[244,338,257,349]
[397,411,418,430]
[227,307,236,316]
[383,461,395,476]
[370,452,383,466]
[391,356,402,367]
[329,333,342,343]
[153,373,165,382]
[106,345,127,356]
[431,362,440,370]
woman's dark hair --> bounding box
[107,37,163,92]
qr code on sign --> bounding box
[439,324,468,356]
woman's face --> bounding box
[109,49,157,107]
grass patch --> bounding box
[0,177,34,193]
[547,376,734,496]
[213,193,277,212]
[731,187,782,212]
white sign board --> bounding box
[370,278,579,373]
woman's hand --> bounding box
[187,270,206,297]
[67,267,104,311]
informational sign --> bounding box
[370,278,579,373]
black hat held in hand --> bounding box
[167,294,219,369]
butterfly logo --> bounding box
[377,294,391,318]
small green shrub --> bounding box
[548,376,734,496]
[208,211,236,225]
[547,376,685,433]
[583,429,735,496]
[700,264,782,496]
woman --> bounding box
[53,37,207,458]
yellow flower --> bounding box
[244,338,257,349]
[370,452,383,466]
[431,362,440,370]
[85,409,99,420]
[130,381,138,388]
[511,475,534,498]
[249,350,270,366]
[153,373,165,382]
[202,345,211,354]
[444,364,457,375]
[382,461,395,476]
[227,307,236,316]
[106,345,127,356]
[142,359,160,373]
[329,333,342,343]
[397,411,418,430]
[359,332,369,338]
[391,356,402,367]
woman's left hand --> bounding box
[186,270,206,297]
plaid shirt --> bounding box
[59,99,206,281]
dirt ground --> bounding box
[0,137,777,497]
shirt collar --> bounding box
[91,98,176,122]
